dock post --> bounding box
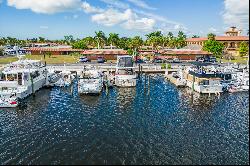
[192,75,195,94]
[138,64,141,79]
[30,73,35,96]
[140,65,143,78]
[147,75,150,95]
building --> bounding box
[26,47,83,55]
[186,27,249,56]
[158,49,212,61]
[81,49,128,60]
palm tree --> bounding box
[207,33,216,40]
[94,31,106,49]
[147,36,161,51]
[83,37,95,49]
[108,33,119,49]
[160,36,169,49]
[192,35,200,38]
[176,31,187,48]
[128,36,143,60]
[38,37,46,43]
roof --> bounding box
[26,47,83,52]
[81,49,127,55]
[159,49,212,55]
[186,36,249,42]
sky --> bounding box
[0,0,249,39]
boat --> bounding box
[165,66,186,87]
[55,71,74,87]
[227,68,249,92]
[78,68,103,95]
[0,59,47,107]
[184,62,223,94]
[115,55,137,87]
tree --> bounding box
[146,31,163,51]
[94,31,106,49]
[38,37,46,43]
[192,35,200,38]
[83,37,95,48]
[239,42,249,57]
[203,34,224,62]
[207,33,216,40]
[0,46,4,56]
[117,37,130,50]
[64,35,74,45]
[128,36,143,61]
[166,32,176,48]
[72,40,88,49]
[108,33,119,49]
[146,31,163,39]
[176,31,187,48]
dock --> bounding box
[47,64,167,74]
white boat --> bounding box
[55,71,74,87]
[78,69,103,94]
[166,66,186,87]
[0,59,47,107]
[184,62,223,94]
[115,55,137,87]
[227,68,249,92]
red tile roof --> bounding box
[159,50,212,55]
[81,50,127,55]
[186,36,249,42]
[26,47,84,52]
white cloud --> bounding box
[7,0,82,14]
[81,1,104,13]
[127,0,156,10]
[208,27,218,33]
[100,0,129,9]
[222,0,249,30]
[91,8,133,26]
[123,17,155,31]
[40,26,49,29]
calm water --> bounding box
[0,75,249,165]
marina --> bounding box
[0,75,248,165]
[0,0,249,163]
[0,57,249,108]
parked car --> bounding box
[172,58,181,63]
[79,56,90,63]
[97,56,106,63]
[135,59,146,63]
[152,58,165,63]
[209,57,217,63]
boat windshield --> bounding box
[118,57,133,67]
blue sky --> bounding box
[0,0,249,39]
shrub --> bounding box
[167,63,171,69]
[161,63,166,69]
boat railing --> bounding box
[189,71,224,78]
[0,81,18,88]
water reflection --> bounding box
[116,87,136,109]
[79,94,101,107]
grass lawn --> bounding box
[0,56,19,64]
[0,54,118,65]
[218,56,248,64]
[0,54,80,64]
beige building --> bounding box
[186,27,249,56]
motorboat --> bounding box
[115,55,137,87]
[78,68,103,94]
[183,62,223,94]
[0,59,47,107]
